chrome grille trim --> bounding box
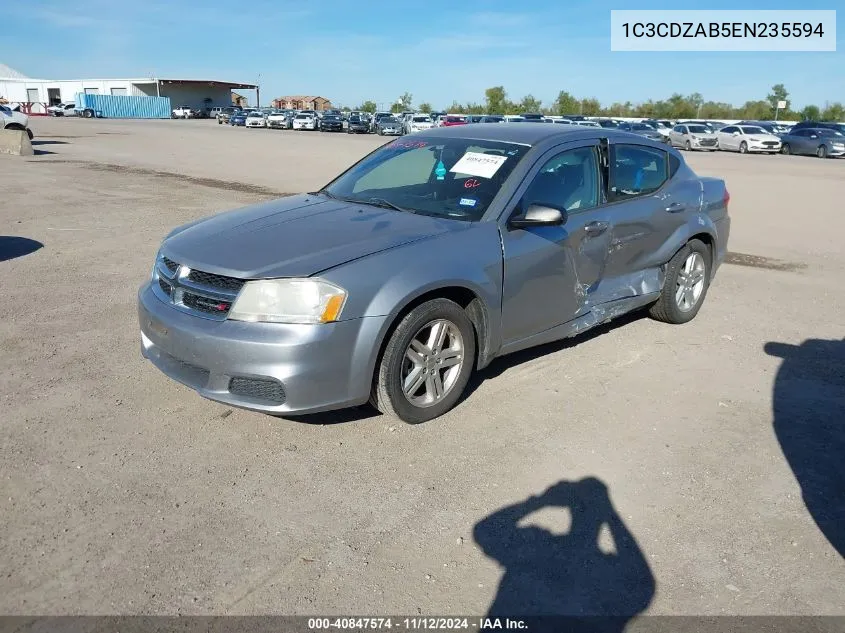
[152,254,244,321]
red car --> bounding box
[440,115,468,127]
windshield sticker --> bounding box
[450,152,508,179]
[434,160,447,180]
[463,178,481,189]
[459,198,477,207]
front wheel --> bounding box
[817,145,827,159]
[781,143,790,155]
[739,141,748,154]
[370,299,476,424]
[649,239,711,325]
[685,140,691,151]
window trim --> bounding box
[606,142,670,204]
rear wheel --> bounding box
[739,141,748,154]
[370,299,476,424]
[817,145,827,159]
[649,239,711,325]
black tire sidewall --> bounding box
[661,240,711,324]
[740,142,747,153]
[380,300,476,424]
[782,144,789,154]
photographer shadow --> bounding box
[474,477,654,632]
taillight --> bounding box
[724,189,730,207]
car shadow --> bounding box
[462,310,648,401]
[0,236,44,262]
[31,140,69,146]
[473,477,655,632]
[764,338,845,558]
[33,149,57,155]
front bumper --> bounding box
[138,283,387,415]
[246,121,266,127]
[349,126,369,133]
[321,124,342,131]
[267,120,289,128]
[747,142,781,152]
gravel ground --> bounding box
[1,117,843,618]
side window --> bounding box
[721,126,736,134]
[609,144,668,201]
[672,125,683,133]
[793,129,807,137]
[522,146,599,212]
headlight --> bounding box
[228,278,347,324]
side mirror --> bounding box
[733,131,740,136]
[509,204,566,229]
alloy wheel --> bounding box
[401,319,465,407]
[675,252,706,312]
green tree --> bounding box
[398,92,413,109]
[553,90,580,116]
[821,102,845,121]
[738,100,773,120]
[465,102,486,114]
[447,100,467,114]
[687,92,704,117]
[357,100,377,113]
[767,84,790,117]
[418,102,432,113]
[518,94,542,113]
[484,86,508,114]
[580,98,601,116]
[800,104,821,120]
[390,102,403,113]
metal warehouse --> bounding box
[0,63,257,115]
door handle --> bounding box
[665,202,687,213]
[584,221,609,236]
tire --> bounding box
[781,143,790,155]
[218,119,222,125]
[817,145,827,159]
[685,140,691,151]
[370,298,476,424]
[648,239,711,325]
[83,109,94,118]
[378,129,383,135]
[739,141,748,154]
[26,128,33,140]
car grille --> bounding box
[152,255,245,320]
[699,138,717,146]
[228,377,286,404]
[762,141,778,146]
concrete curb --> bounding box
[0,129,34,156]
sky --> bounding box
[2,0,842,110]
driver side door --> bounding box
[499,143,613,349]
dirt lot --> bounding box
[1,117,843,618]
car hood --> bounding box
[161,194,465,279]
[748,134,780,142]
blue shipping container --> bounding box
[75,93,171,119]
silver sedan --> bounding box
[139,126,731,423]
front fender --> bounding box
[322,222,504,369]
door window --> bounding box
[608,144,668,201]
[521,146,599,212]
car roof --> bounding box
[418,122,654,146]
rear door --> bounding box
[718,125,738,150]
[596,142,695,304]
[499,142,613,345]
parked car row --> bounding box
[208,105,845,158]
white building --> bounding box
[0,63,258,114]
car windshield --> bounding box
[295,114,310,119]
[247,112,263,117]
[382,117,399,123]
[688,125,709,133]
[321,137,531,221]
[631,124,652,131]
[740,126,767,134]
[324,115,340,120]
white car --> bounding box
[669,123,719,151]
[292,113,317,130]
[267,111,292,129]
[406,114,433,134]
[172,106,193,119]
[573,120,601,128]
[716,124,782,154]
[47,102,77,117]
[0,105,33,139]
[245,111,267,128]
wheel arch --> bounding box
[371,284,494,384]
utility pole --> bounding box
[256,73,261,108]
